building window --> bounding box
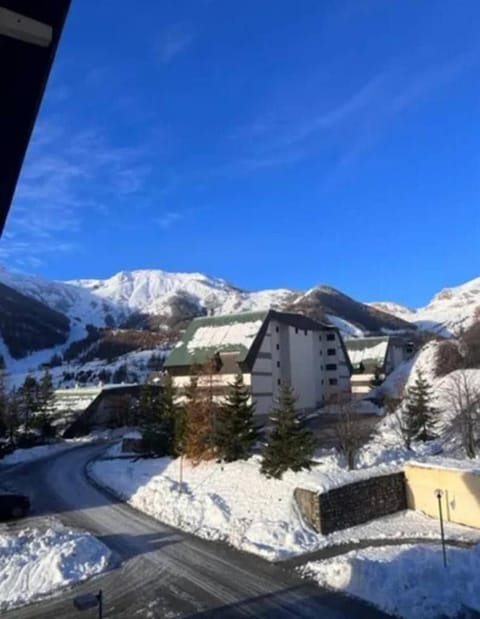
[276,361,280,368]
[329,378,338,386]
[277,378,281,386]
[319,335,322,341]
[321,379,324,385]
[295,327,298,334]
[275,326,279,333]
[319,350,323,356]
[327,348,336,356]
[276,343,280,350]
[304,329,308,336]
[326,363,337,371]
[326,333,335,341]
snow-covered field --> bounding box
[91,450,480,561]
[302,543,480,619]
[0,524,111,611]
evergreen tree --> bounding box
[139,382,157,424]
[34,370,56,436]
[0,371,7,437]
[402,370,438,442]
[214,373,259,462]
[159,374,181,454]
[261,384,316,479]
[5,388,20,441]
[19,375,39,432]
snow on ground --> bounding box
[0,523,111,611]
[302,543,480,619]
[371,276,480,336]
[91,451,480,561]
[325,315,364,337]
[0,439,90,466]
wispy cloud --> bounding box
[228,50,479,181]
[1,117,152,269]
[153,24,195,64]
[157,211,183,229]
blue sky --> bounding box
[2,0,480,307]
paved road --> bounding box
[1,444,393,618]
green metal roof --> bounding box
[164,310,269,368]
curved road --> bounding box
[2,444,392,618]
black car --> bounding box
[0,494,30,520]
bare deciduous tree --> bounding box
[332,397,371,470]
[443,371,480,459]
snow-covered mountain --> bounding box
[68,270,297,318]
[370,277,480,336]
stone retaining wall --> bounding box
[295,472,407,535]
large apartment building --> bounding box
[164,310,352,416]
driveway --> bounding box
[1,444,393,618]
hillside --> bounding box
[290,285,415,335]
[371,277,480,336]
[0,282,70,362]
[0,266,430,388]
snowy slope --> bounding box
[371,277,480,336]
[0,266,120,328]
[368,301,415,322]
[69,269,296,317]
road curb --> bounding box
[280,536,477,568]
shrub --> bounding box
[435,340,464,377]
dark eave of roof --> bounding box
[0,0,71,236]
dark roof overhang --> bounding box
[0,0,71,236]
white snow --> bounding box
[0,524,111,611]
[346,340,389,366]
[187,320,263,351]
[67,269,294,318]
[0,440,89,466]
[302,543,480,619]
[371,276,480,336]
[91,452,480,561]
[325,314,364,337]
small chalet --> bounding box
[164,310,352,417]
[346,335,416,397]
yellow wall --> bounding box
[404,463,480,529]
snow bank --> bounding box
[302,543,480,619]
[0,525,111,611]
[91,453,480,561]
[1,440,89,466]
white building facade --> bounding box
[165,310,351,417]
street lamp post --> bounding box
[434,489,447,568]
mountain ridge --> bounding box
[1,265,478,383]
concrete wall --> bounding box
[404,463,480,529]
[295,472,407,534]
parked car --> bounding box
[0,494,30,520]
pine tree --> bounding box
[214,374,259,462]
[139,382,157,424]
[183,373,214,465]
[402,369,438,442]
[35,370,56,436]
[261,384,316,479]
[19,375,39,432]
[0,370,7,437]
